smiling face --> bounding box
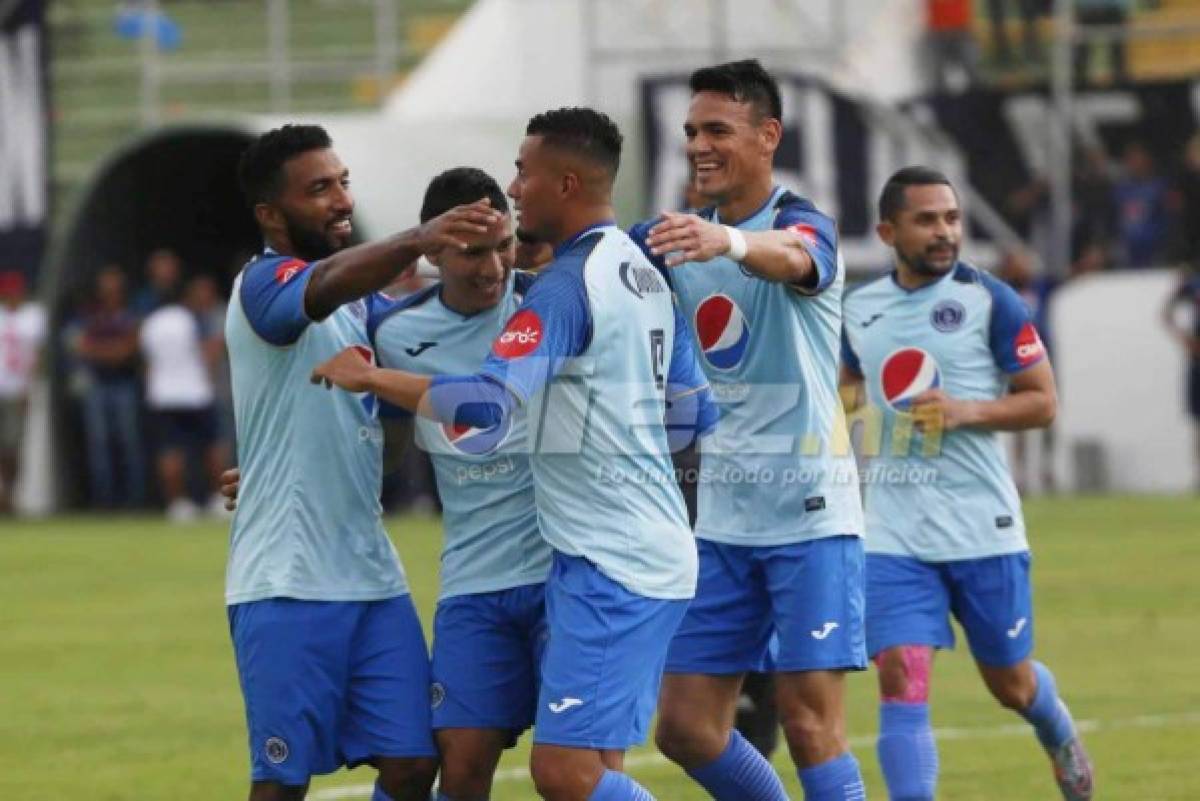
[434,214,515,315]
[265,148,354,261]
[684,90,780,209]
[878,183,962,278]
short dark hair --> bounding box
[525,107,623,178]
[420,167,508,223]
[237,124,332,205]
[690,59,782,122]
[878,166,955,221]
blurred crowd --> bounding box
[58,250,232,520]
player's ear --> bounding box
[876,219,896,247]
[759,117,782,154]
[560,170,580,199]
[252,203,278,231]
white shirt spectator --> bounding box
[0,302,46,399]
[139,304,214,409]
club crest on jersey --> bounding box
[441,414,513,456]
[1014,321,1045,367]
[930,299,965,332]
[274,258,306,284]
[493,309,543,359]
[695,293,750,371]
[881,347,942,411]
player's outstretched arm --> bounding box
[642,211,817,286]
[311,347,515,429]
[910,359,1058,433]
[303,199,503,321]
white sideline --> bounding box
[310,709,1200,800]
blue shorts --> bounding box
[228,595,437,785]
[666,535,866,675]
[431,583,547,736]
[534,553,689,750]
[865,552,1034,667]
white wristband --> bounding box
[723,225,748,262]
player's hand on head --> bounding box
[646,212,732,267]
[311,346,376,393]
[416,197,504,256]
[220,467,240,511]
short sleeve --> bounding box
[840,327,863,378]
[775,201,839,296]
[239,256,317,346]
[478,264,592,403]
[984,274,1046,373]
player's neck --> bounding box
[893,262,944,291]
[262,233,296,259]
[716,178,774,225]
[551,204,615,250]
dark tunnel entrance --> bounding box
[47,125,262,508]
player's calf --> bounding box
[373,755,438,801]
[874,645,938,801]
[530,745,631,801]
[776,670,867,801]
[653,673,743,768]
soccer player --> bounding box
[628,59,867,801]
[840,166,1094,801]
[368,167,551,801]
[226,124,501,801]
[311,107,718,801]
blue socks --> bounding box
[686,730,788,800]
[1020,661,1077,752]
[372,782,395,801]
[877,702,938,801]
[797,752,866,801]
[588,769,656,800]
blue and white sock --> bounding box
[877,702,938,801]
[686,730,788,800]
[797,752,866,801]
[372,782,395,801]
[588,769,656,801]
[1020,661,1077,752]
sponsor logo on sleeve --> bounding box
[786,222,819,247]
[492,309,543,359]
[1014,322,1045,367]
[273,258,307,284]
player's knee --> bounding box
[438,754,495,799]
[875,645,932,703]
[375,756,438,801]
[529,752,597,801]
[779,704,839,750]
[654,709,725,766]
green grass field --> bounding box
[2,495,1197,800]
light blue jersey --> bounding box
[841,262,1047,561]
[368,272,551,600]
[630,187,864,547]
[225,251,406,605]
[474,224,716,600]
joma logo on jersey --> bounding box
[493,309,543,359]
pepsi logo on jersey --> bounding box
[441,416,513,456]
[695,293,750,371]
[493,309,543,360]
[881,347,941,411]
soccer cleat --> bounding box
[1050,736,1094,801]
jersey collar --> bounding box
[554,221,616,259]
[712,186,783,227]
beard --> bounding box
[285,215,345,262]
[899,240,959,277]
